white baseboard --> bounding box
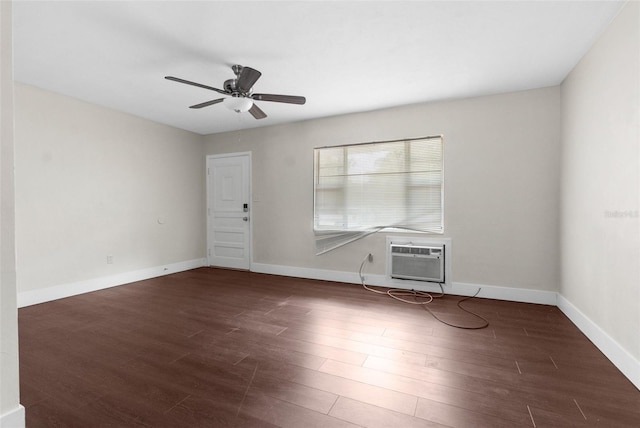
[452,281,557,305]
[557,294,640,391]
[250,263,557,305]
[17,258,207,308]
[0,405,25,428]
[252,262,363,286]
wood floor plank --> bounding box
[526,404,593,428]
[363,355,524,404]
[140,353,254,401]
[362,355,589,420]
[319,358,532,425]
[224,327,368,366]
[19,352,110,408]
[236,356,419,416]
[415,397,530,428]
[249,370,339,414]
[376,330,544,369]
[235,307,388,337]
[239,391,361,428]
[279,327,428,366]
[204,331,330,370]
[166,393,280,428]
[573,397,640,427]
[25,397,148,428]
[329,396,448,428]
[374,329,521,372]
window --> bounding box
[314,136,443,240]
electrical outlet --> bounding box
[368,253,373,262]
[107,255,114,264]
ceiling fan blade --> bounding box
[248,103,267,120]
[237,67,262,93]
[189,98,224,109]
[251,93,306,105]
[165,76,228,95]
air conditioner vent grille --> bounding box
[391,246,442,256]
[389,244,445,283]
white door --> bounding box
[207,153,251,270]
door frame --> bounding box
[206,152,252,270]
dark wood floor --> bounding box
[19,267,640,427]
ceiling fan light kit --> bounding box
[225,96,253,113]
[165,64,306,120]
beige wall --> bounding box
[204,87,562,292]
[561,1,639,360]
[14,84,206,293]
[0,0,22,424]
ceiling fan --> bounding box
[165,65,306,120]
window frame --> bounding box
[313,135,444,235]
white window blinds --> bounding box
[314,136,443,254]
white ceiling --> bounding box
[13,1,625,136]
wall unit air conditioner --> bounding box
[389,244,445,283]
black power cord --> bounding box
[358,253,489,330]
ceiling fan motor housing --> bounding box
[224,79,239,95]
